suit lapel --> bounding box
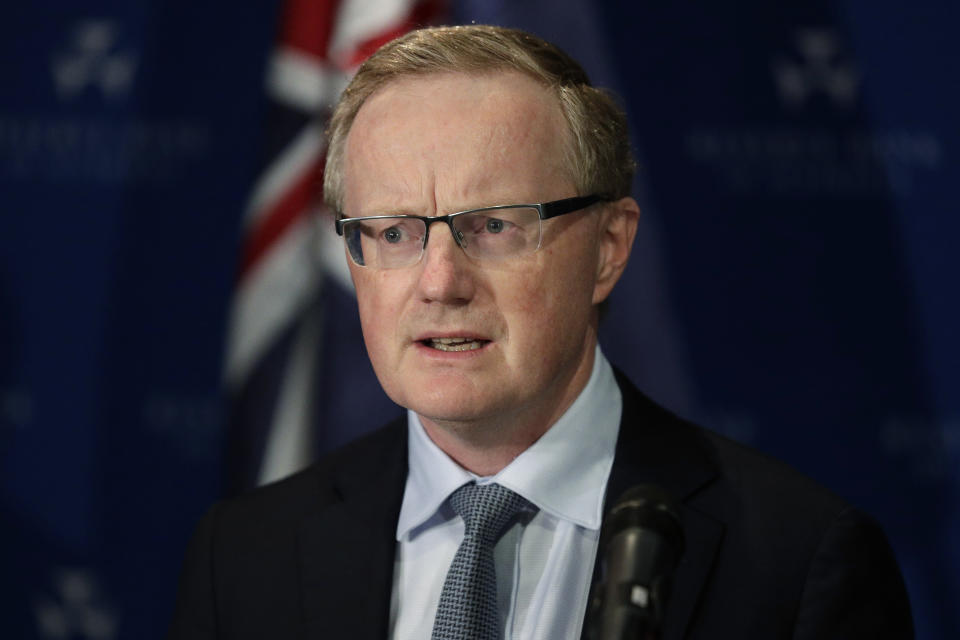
[299,418,408,639]
[594,371,724,640]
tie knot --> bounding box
[449,483,530,543]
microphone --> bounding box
[587,485,685,640]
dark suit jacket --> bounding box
[168,372,913,639]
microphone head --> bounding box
[602,485,684,558]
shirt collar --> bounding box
[397,346,622,540]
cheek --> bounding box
[353,274,376,325]
[497,259,593,354]
[538,247,598,332]
[545,234,599,292]
[355,292,379,341]
[353,272,403,353]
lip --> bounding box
[413,331,492,342]
[412,332,493,358]
[413,340,492,358]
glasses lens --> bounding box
[342,217,426,268]
[452,207,541,261]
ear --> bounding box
[593,197,640,305]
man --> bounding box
[169,25,912,639]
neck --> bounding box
[418,340,598,476]
[419,415,547,477]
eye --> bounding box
[382,226,405,243]
[485,217,508,234]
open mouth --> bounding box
[422,337,489,352]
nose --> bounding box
[415,221,476,305]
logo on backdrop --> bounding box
[1,386,33,430]
[881,415,960,482]
[771,29,858,110]
[33,569,118,639]
[682,26,941,197]
[0,19,210,184]
[143,392,221,461]
[50,20,138,101]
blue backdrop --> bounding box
[1,1,957,638]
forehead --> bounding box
[342,71,573,212]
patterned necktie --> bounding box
[431,482,531,640]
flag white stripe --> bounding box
[315,210,355,294]
[225,216,320,387]
[329,0,413,66]
[266,46,350,113]
[242,120,326,230]
[257,302,321,485]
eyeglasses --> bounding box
[335,194,603,269]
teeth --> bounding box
[427,338,485,352]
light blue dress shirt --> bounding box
[389,346,622,639]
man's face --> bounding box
[342,71,616,436]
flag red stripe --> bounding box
[239,156,325,281]
[279,0,342,60]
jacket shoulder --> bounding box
[613,378,912,638]
[216,417,407,528]
[697,426,850,521]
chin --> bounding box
[402,385,510,427]
[378,364,521,424]
[407,396,486,425]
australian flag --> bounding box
[223,0,445,494]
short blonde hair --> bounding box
[323,24,635,213]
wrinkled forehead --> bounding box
[342,71,573,201]
[355,69,566,131]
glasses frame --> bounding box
[334,194,604,267]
